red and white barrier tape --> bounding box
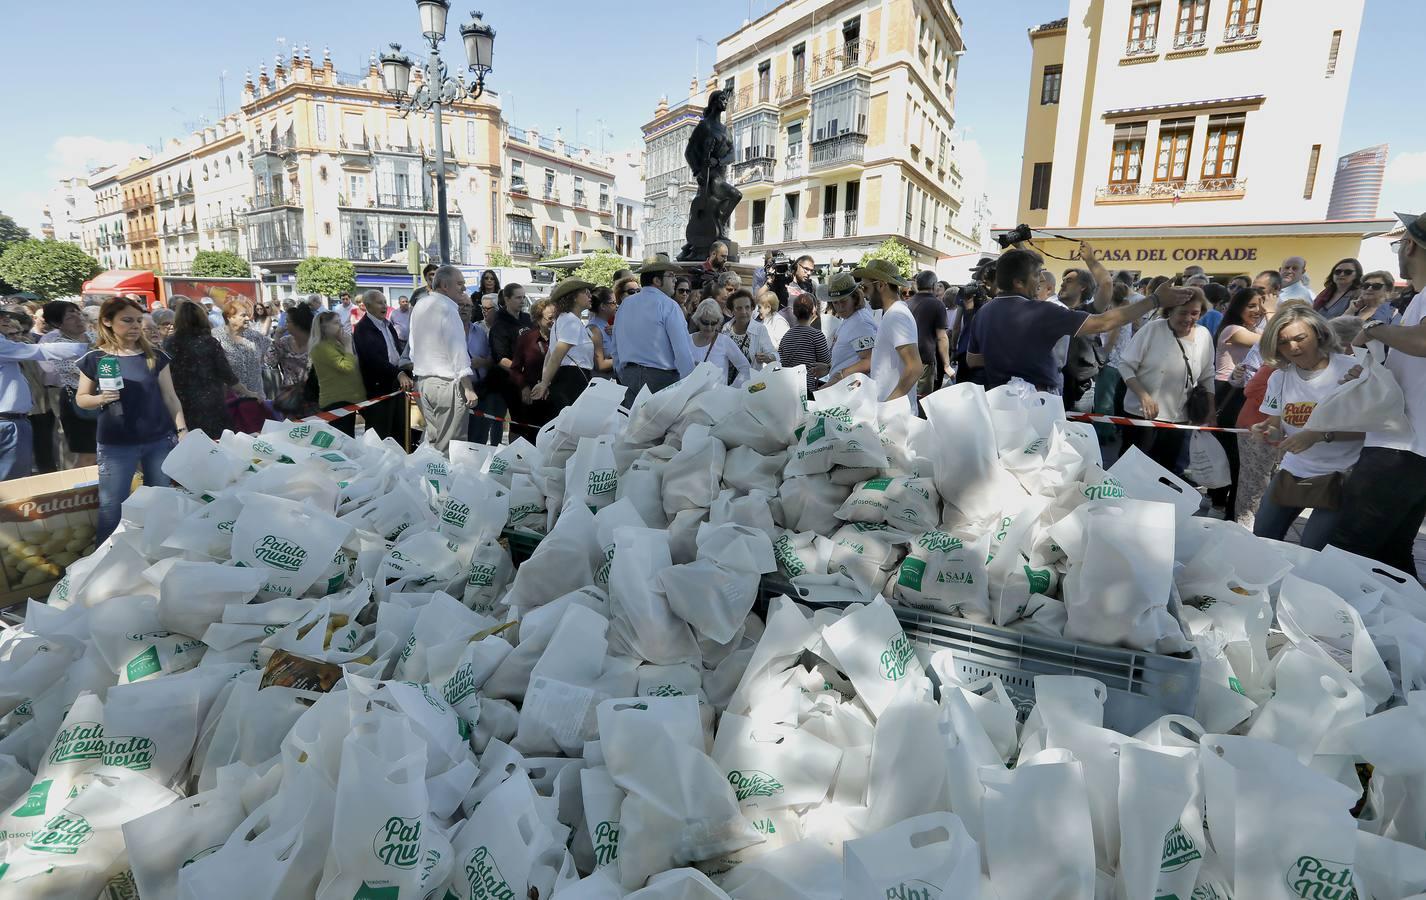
[1066,412,1249,434]
[295,389,409,424]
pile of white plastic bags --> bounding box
[1,360,1425,899]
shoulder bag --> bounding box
[1176,334,1213,425]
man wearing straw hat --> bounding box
[612,253,695,407]
[852,257,922,410]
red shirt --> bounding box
[1237,365,1275,428]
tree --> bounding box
[486,247,514,269]
[0,213,30,255]
[570,250,628,289]
[858,238,915,280]
[190,250,251,278]
[295,257,356,298]
[0,239,100,300]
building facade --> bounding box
[192,117,252,260]
[708,0,968,267]
[238,47,503,296]
[78,167,130,271]
[1015,0,1389,278]
[503,125,616,264]
[609,149,645,260]
[1327,143,1389,221]
[41,177,91,246]
[119,162,160,274]
[641,88,705,262]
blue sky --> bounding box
[3,0,1422,234]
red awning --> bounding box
[81,270,157,295]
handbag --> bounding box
[1176,336,1212,424]
[1270,469,1345,511]
[64,387,105,421]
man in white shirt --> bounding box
[335,293,355,330]
[408,265,477,453]
[1278,256,1315,304]
[1330,211,1426,576]
[852,258,921,410]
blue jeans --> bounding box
[468,391,507,445]
[0,418,33,481]
[1252,482,1342,550]
[97,436,175,542]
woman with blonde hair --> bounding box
[1248,305,1363,548]
[308,310,366,437]
[75,297,186,541]
[690,297,752,387]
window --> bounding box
[574,175,586,207]
[842,16,861,62]
[543,226,558,252]
[1109,122,1148,184]
[466,118,478,156]
[723,77,735,96]
[757,61,771,103]
[845,180,860,212]
[1304,144,1322,199]
[1202,113,1245,180]
[316,105,327,143]
[347,174,365,203]
[543,168,556,199]
[1225,0,1260,40]
[810,77,870,141]
[1175,0,1209,48]
[1128,1,1160,54]
[395,222,410,252]
[824,184,838,214]
[1040,65,1062,105]
[1030,162,1053,210]
[572,231,583,253]
[792,43,806,84]
[783,193,799,241]
[1326,30,1342,76]
[734,112,778,162]
[1154,118,1194,183]
[787,121,804,158]
[599,184,610,210]
[507,216,535,252]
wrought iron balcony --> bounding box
[822,212,836,239]
[1224,21,1259,42]
[784,154,805,179]
[782,219,797,243]
[844,210,858,237]
[249,241,305,262]
[776,73,808,102]
[573,190,587,208]
[255,135,298,154]
[809,133,867,172]
[1172,29,1207,50]
[251,189,298,210]
[374,193,432,212]
[1126,36,1158,56]
[510,177,529,195]
[811,40,875,81]
[751,224,765,245]
[732,157,776,186]
[543,187,559,202]
[1096,178,1247,201]
[509,240,536,257]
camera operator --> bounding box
[953,257,996,385]
[774,255,820,327]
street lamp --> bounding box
[380,3,496,265]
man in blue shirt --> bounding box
[0,328,87,480]
[466,293,503,445]
[612,254,695,407]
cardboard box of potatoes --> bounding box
[0,466,99,608]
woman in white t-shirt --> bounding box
[691,298,752,387]
[757,290,790,350]
[532,279,595,414]
[825,279,877,385]
[1118,291,1216,472]
[1250,305,1364,549]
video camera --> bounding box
[996,223,1033,250]
[768,251,792,283]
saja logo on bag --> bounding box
[463,845,515,900]
[727,769,785,801]
[24,812,93,855]
[252,535,307,571]
[1284,856,1357,900]
[885,881,943,899]
[102,735,156,771]
[879,633,916,681]
[372,815,422,869]
[49,721,105,764]
[1160,823,1202,872]
[593,820,620,867]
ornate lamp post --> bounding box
[380,2,495,265]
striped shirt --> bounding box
[777,324,829,396]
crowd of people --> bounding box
[1,210,1424,578]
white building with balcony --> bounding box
[1015,0,1392,279]
[503,124,617,264]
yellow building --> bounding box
[119,163,159,274]
[239,46,502,295]
[708,0,971,266]
[1014,2,1392,281]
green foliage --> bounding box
[486,247,515,268]
[295,257,356,298]
[858,238,915,280]
[570,250,628,289]
[0,214,30,255]
[0,240,100,300]
[190,250,251,278]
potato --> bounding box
[37,563,61,578]
[65,539,86,554]
[20,568,48,586]
[51,552,78,568]
[14,558,32,574]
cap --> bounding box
[826,272,858,299]
[549,279,595,305]
[1396,211,1426,248]
[849,258,910,288]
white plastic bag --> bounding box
[663,425,726,516]
[1184,431,1232,489]
[231,492,354,600]
[892,530,990,617]
[843,812,981,900]
[1305,343,1410,434]
[981,749,1097,900]
[565,435,621,516]
[921,383,1026,527]
[821,598,926,720]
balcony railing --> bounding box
[782,219,797,243]
[375,192,432,211]
[1172,29,1207,50]
[1096,178,1247,201]
[162,261,194,275]
[509,240,538,257]
[573,191,587,208]
[784,154,805,179]
[732,157,776,186]
[255,135,298,154]
[510,178,529,195]
[599,198,611,212]
[129,228,156,241]
[1224,21,1259,42]
[1126,36,1158,56]
[202,212,245,230]
[751,224,765,245]
[249,241,305,261]
[508,126,528,143]
[844,210,858,237]
[543,187,559,202]
[252,189,297,210]
[757,82,771,104]
[809,133,867,172]
[177,184,194,198]
[811,40,875,80]
[776,73,807,102]
[822,212,837,239]
[338,137,369,152]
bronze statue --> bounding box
[678,89,742,262]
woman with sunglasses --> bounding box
[690,298,751,387]
[1313,257,1363,319]
[1345,270,1399,324]
[589,284,625,378]
[250,300,277,340]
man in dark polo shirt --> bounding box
[907,270,950,406]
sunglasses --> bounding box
[1333,268,1358,277]
[1362,282,1391,291]
[619,288,638,297]
[675,288,691,295]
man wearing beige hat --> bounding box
[852,258,921,409]
[1331,211,1426,577]
[612,254,696,407]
